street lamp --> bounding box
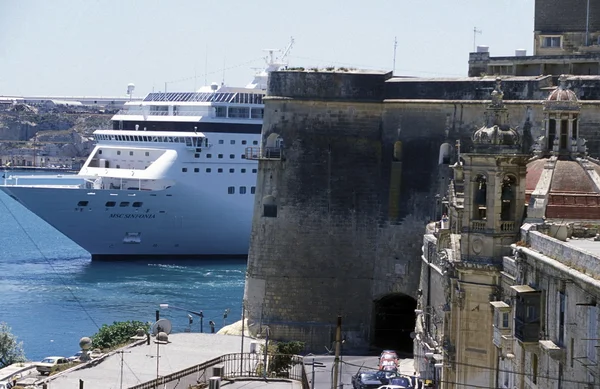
[159,304,204,333]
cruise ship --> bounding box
[0,43,292,260]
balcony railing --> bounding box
[493,327,503,348]
[500,221,516,232]
[245,146,283,161]
[470,220,486,231]
[128,353,308,389]
[514,318,540,343]
[493,326,512,349]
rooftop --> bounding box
[566,238,600,258]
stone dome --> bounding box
[526,157,600,219]
[547,87,578,102]
[544,75,580,113]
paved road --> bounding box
[305,355,415,389]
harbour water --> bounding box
[0,171,246,361]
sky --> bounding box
[0,0,535,97]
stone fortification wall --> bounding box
[386,77,553,101]
[244,70,600,351]
[245,73,393,350]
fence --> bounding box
[128,353,308,389]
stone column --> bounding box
[543,114,549,150]
[569,118,577,154]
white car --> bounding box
[36,356,69,375]
[68,351,83,362]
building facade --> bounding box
[416,77,600,388]
[468,0,600,78]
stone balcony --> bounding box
[500,221,516,232]
[470,220,486,231]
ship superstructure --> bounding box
[0,40,294,260]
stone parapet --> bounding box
[267,70,392,102]
[526,229,600,280]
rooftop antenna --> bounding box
[392,36,398,75]
[204,44,208,86]
[473,27,482,52]
[222,57,226,86]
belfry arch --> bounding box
[372,293,417,355]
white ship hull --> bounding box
[1,123,264,260]
[2,173,256,259]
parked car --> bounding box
[376,384,412,389]
[375,370,401,385]
[0,382,12,389]
[36,356,69,375]
[352,371,383,389]
[379,357,398,371]
[380,350,398,360]
[389,376,414,388]
[68,351,83,362]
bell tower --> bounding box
[444,78,532,388]
[460,78,530,262]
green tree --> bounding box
[0,322,26,368]
[267,340,305,376]
[91,320,150,350]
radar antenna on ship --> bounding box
[247,37,294,90]
[263,36,294,70]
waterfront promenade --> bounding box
[1,333,290,389]
[1,332,415,388]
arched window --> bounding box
[501,175,517,221]
[473,174,487,220]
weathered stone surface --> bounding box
[244,70,600,352]
[535,0,600,33]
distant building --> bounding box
[468,0,600,77]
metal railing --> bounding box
[245,146,283,161]
[128,353,307,389]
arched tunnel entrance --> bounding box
[372,293,417,356]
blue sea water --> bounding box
[0,171,246,361]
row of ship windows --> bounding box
[99,150,250,160]
[198,153,245,159]
[96,134,204,144]
[182,168,258,174]
[77,201,144,207]
[228,186,256,194]
[96,135,260,146]
[218,139,259,145]
[215,107,263,119]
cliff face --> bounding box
[0,104,113,164]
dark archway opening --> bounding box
[372,294,417,356]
